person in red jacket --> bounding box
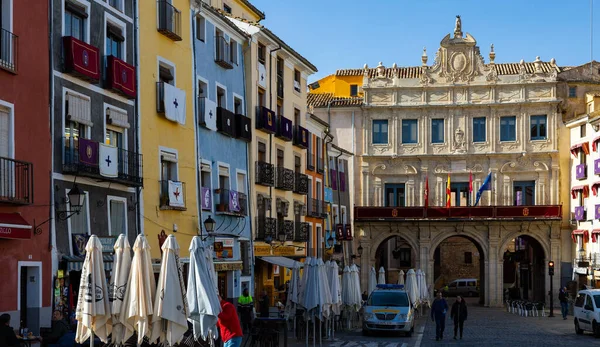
[217,295,244,347]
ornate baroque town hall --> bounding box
[349,17,572,307]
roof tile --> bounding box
[307,93,364,108]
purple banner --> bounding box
[78,138,98,166]
[330,169,337,190]
[595,204,600,220]
[229,190,240,212]
[277,115,293,140]
[516,191,522,206]
[339,172,346,192]
[201,187,212,211]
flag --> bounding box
[424,175,429,208]
[204,98,217,131]
[468,171,473,206]
[474,172,493,207]
[168,180,185,208]
[446,173,451,208]
[99,143,119,178]
[164,83,186,125]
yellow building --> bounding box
[309,71,364,98]
[139,0,198,259]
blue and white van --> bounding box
[362,284,415,337]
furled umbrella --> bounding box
[417,269,430,308]
[109,234,131,345]
[327,261,342,316]
[316,258,333,320]
[285,261,303,319]
[119,234,156,345]
[341,266,351,307]
[299,257,319,347]
[187,236,221,342]
[75,235,112,345]
[405,269,419,308]
[397,270,405,286]
[349,264,362,311]
[150,235,189,346]
[378,266,386,285]
[368,266,377,294]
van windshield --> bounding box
[368,292,409,307]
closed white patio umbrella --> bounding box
[316,258,333,320]
[417,269,430,308]
[109,234,131,345]
[285,261,302,318]
[187,236,221,342]
[349,264,362,311]
[75,235,112,345]
[405,269,419,308]
[150,235,189,346]
[368,266,377,294]
[397,270,405,286]
[327,261,342,316]
[341,266,351,306]
[378,266,386,285]
[119,234,156,345]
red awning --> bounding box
[571,143,583,157]
[572,185,590,199]
[572,229,589,244]
[593,182,600,196]
[592,229,600,243]
[0,213,32,240]
[593,136,600,152]
[571,142,591,156]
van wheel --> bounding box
[575,319,584,335]
[594,321,600,338]
[406,330,413,337]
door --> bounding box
[513,181,535,206]
[218,272,228,300]
[19,265,41,335]
[450,182,470,206]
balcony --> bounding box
[256,216,276,241]
[255,106,277,134]
[216,107,236,137]
[215,188,247,216]
[275,115,293,141]
[293,125,310,149]
[255,161,274,186]
[62,137,143,186]
[277,220,295,241]
[0,28,17,73]
[575,206,586,221]
[275,167,294,191]
[277,75,284,99]
[307,152,315,171]
[294,80,301,93]
[294,172,308,195]
[294,221,309,242]
[595,159,600,175]
[576,164,587,180]
[0,157,33,205]
[354,205,563,221]
[316,158,324,174]
[159,180,186,210]
[63,36,100,83]
[215,36,233,69]
[157,0,182,41]
[307,198,328,218]
[235,114,252,142]
[105,55,136,98]
[198,96,207,125]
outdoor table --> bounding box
[243,317,287,347]
[17,336,41,347]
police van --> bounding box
[362,284,415,337]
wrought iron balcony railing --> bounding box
[256,216,276,241]
[294,172,308,195]
[215,35,233,69]
[215,188,247,216]
[0,157,32,205]
[0,28,18,73]
[294,221,309,242]
[276,220,294,241]
[157,0,182,41]
[255,161,274,186]
[275,167,294,191]
[159,180,186,210]
[307,198,328,218]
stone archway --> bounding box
[370,234,420,285]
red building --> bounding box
[0,0,52,333]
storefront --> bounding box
[254,243,306,306]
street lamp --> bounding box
[548,260,555,318]
[67,184,85,212]
[327,234,335,249]
[32,183,85,235]
[201,215,216,240]
[277,231,286,244]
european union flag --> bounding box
[474,173,492,206]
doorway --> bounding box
[18,262,42,335]
[218,271,228,299]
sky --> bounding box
[249,0,600,83]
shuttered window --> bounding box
[109,199,127,236]
[66,93,93,126]
[0,109,10,158]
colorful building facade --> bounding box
[305,115,327,258]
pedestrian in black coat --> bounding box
[430,291,449,341]
[451,296,468,340]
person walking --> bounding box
[217,295,244,347]
[450,296,467,340]
[237,288,254,333]
[430,291,449,341]
[559,287,569,320]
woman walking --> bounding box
[451,296,468,340]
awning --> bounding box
[592,182,600,196]
[593,136,600,152]
[571,143,583,157]
[571,142,591,156]
[592,229,600,243]
[0,213,32,240]
[63,254,113,272]
[259,256,304,269]
[572,185,590,199]
[572,229,589,244]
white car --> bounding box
[574,289,600,336]
[362,284,415,337]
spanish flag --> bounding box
[446,173,451,208]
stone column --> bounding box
[488,225,502,307]
[360,238,372,293]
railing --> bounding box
[307,198,328,218]
[294,221,309,242]
[0,157,32,205]
[276,220,294,241]
[159,180,186,210]
[316,158,324,174]
[0,28,17,73]
[157,0,182,41]
[294,172,308,195]
[255,161,274,186]
[62,137,143,186]
[215,35,233,69]
[277,75,284,99]
[215,188,247,216]
[256,216,276,241]
[354,205,563,221]
[275,167,294,191]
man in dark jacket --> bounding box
[42,310,70,347]
[430,291,449,341]
[0,313,20,347]
[559,287,569,320]
[259,290,270,318]
[451,296,468,339]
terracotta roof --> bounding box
[238,0,265,20]
[494,62,557,75]
[307,93,363,108]
[201,5,250,39]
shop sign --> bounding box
[214,261,243,271]
[273,246,296,256]
[324,187,333,203]
[595,270,600,279]
[72,234,90,256]
[254,245,272,256]
[98,236,117,253]
[214,237,234,259]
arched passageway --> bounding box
[502,235,546,302]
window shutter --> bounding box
[218,166,229,177]
[66,93,93,126]
[161,152,177,163]
[200,162,210,172]
[107,24,125,42]
[106,107,130,128]
[0,109,10,158]
[159,66,174,81]
[65,1,89,18]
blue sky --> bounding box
[250,0,599,82]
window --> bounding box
[431,119,444,144]
[64,92,91,144]
[350,84,358,97]
[316,137,323,171]
[106,24,124,59]
[339,159,346,192]
[68,189,90,237]
[257,88,265,108]
[105,127,123,148]
[472,117,486,142]
[258,42,266,64]
[218,165,229,190]
[402,119,418,144]
[500,116,516,142]
[530,115,547,140]
[223,3,232,14]
[217,87,226,108]
[258,142,266,162]
[276,149,284,167]
[294,69,301,92]
[108,0,122,11]
[230,39,238,65]
[65,2,87,41]
[240,240,251,276]
[464,252,473,264]
[513,180,535,206]
[0,106,12,159]
[397,248,411,267]
[569,86,577,98]
[581,124,587,138]
[159,64,174,85]
[160,150,178,182]
[294,155,301,173]
[196,15,205,42]
[372,119,388,144]
[450,182,470,206]
[294,108,300,125]
[276,100,283,117]
[108,196,127,236]
[307,177,313,200]
[234,97,242,115]
[384,184,405,207]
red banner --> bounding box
[63,36,100,82]
[0,213,32,240]
[107,56,136,98]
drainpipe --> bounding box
[323,130,333,259]
[49,0,58,279]
[134,0,142,235]
[335,150,344,265]
[192,7,202,238]
[267,45,281,224]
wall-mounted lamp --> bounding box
[200,215,216,241]
[33,183,85,235]
[326,234,335,249]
